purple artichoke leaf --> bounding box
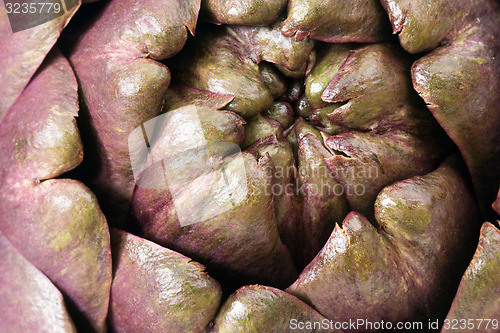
[374,156,479,289]
[441,222,500,333]
[322,43,437,133]
[289,212,415,328]
[379,0,498,53]
[0,233,77,333]
[0,50,111,333]
[246,136,304,268]
[230,17,316,78]
[412,11,500,218]
[130,149,298,289]
[295,132,349,269]
[0,50,82,182]
[201,0,287,26]
[213,285,340,333]
[109,228,222,333]
[287,156,479,330]
[163,85,235,111]
[324,129,447,219]
[281,0,391,43]
[69,0,201,225]
[128,102,245,192]
[0,0,81,121]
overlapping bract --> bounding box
[0,50,111,333]
[1,0,499,331]
[0,234,77,333]
[0,0,81,120]
[109,228,222,333]
[442,223,500,333]
[412,11,500,217]
[288,157,479,330]
[69,0,202,224]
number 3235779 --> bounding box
[5,2,62,14]
[443,318,498,330]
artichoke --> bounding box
[0,0,499,332]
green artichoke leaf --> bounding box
[281,0,391,43]
[380,0,497,53]
[309,104,347,135]
[284,78,305,102]
[288,157,479,328]
[202,0,287,26]
[259,63,288,100]
[213,285,338,333]
[292,118,324,144]
[170,25,274,117]
[321,44,434,132]
[241,113,283,148]
[305,44,353,109]
[441,223,500,333]
[128,94,245,197]
[295,95,345,135]
[263,101,294,130]
[161,86,244,160]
